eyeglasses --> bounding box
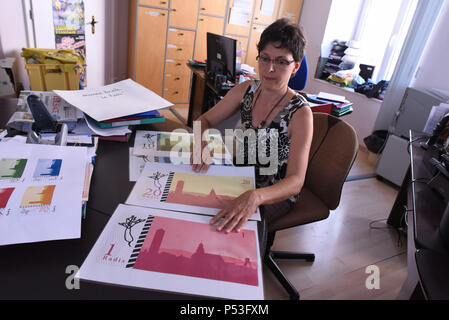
[256,55,295,68]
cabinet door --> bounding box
[199,0,227,17]
[194,15,224,61]
[166,28,195,60]
[247,25,265,71]
[225,0,254,36]
[164,74,191,102]
[139,0,169,9]
[135,7,168,95]
[253,0,280,25]
[170,0,199,29]
[226,34,249,63]
[278,0,303,23]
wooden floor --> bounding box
[263,148,408,300]
[165,107,408,300]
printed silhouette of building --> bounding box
[133,228,258,286]
[165,180,233,209]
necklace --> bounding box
[248,87,289,129]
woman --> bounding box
[192,19,313,233]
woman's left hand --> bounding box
[210,190,261,233]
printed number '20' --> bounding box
[142,188,161,199]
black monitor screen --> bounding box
[206,33,236,83]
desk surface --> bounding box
[0,118,194,299]
[396,133,449,300]
[0,107,266,299]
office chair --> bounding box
[288,55,308,91]
[264,112,358,300]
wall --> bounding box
[0,0,31,89]
[0,0,129,90]
[411,0,449,92]
[300,0,382,147]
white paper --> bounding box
[77,204,263,299]
[54,79,173,122]
[84,114,132,137]
[129,148,233,182]
[18,91,80,122]
[423,103,449,134]
[0,142,87,246]
[126,162,260,220]
[229,7,250,26]
[260,0,276,16]
[133,130,232,161]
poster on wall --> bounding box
[52,0,87,88]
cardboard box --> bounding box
[0,58,16,98]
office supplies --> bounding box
[54,79,173,122]
[0,142,88,246]
[126,162,260,220]
[94,116,166,129]
[77,204,263,299]
[317,92,348,104]
[25,95,68,146]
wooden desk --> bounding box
[0,116,267,299]
[391,132,449,299]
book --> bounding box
[332,106,353,117]
[96,116,166,128]
[310,103,333,114]
[102,110,162,123]
[317,92,348,104]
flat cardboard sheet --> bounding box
[54,79,173,122]
[126,162,260,220]
[77,204,263,299]
[0,142,87,246]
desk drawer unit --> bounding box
[164,73,190,102]
[166,28,195,60]
[164,29,194,103]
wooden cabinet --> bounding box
[128,0,303,107]
[195,15,224,61]
[165,29,195,102]
[247,25,265,71]
[253,0,280,25]
[169,0,199,29]
[139,0,169,8]
[199,0,227,17]
[278,0,303,23]
[135,6,168,96]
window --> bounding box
[318,0,418,83]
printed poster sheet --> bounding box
[0,142,87,246]
[77,204,263,299]
[129,148,232,182]
[133,130,233,162]
[126,162,260,221]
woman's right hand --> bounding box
[191,137,213,172]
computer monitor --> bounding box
[206,33,236,83]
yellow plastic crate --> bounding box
[25,63,80,91]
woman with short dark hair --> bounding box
[193,19,313,233]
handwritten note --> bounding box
[54,79,173,122]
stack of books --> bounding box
[89,110,165,128]
[306,92,353,117]
[332,102,353,117]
